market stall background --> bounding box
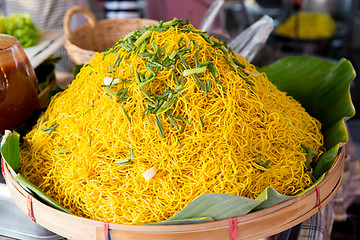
[1,0,360,239]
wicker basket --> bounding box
[1,146,345,240]
[63,6,158,65]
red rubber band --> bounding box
[27,195,36,223]
[315,185,321,212]
[104,222,111,240]
[345,143,348,160]
[228,217,237,240]
[1,157,5,180]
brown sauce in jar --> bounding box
[0,34,38,134]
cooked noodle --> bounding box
[19,19,324,224]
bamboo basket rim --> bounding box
[63,6,158,65]
[1,145,346,240]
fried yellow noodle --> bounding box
[19,19,324,224]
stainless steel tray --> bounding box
[0,183,63,240]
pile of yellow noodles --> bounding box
[275,12,336,39]
[19,21,324,224]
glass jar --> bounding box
[0,34,38,134]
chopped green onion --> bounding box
[179,55,189,69]
[178,115,190,126]
[130,148,134,160]
[167,112,180,130]
[115,148,134,167]
[178,36,184,45]
[135,29,152,46]
[178,139,183,148]
[209,51,223,58]
[121,106,131,124]
[228,54,235,66]
[240,76,255,86]
[199,116,204,127]
[89,135,92,147]
[138,76,155,89]
[198,60,210,67]
[194,55,199,67]
[119,42,131,51]
[151,99,164,114]
[169,49,178,59]
[114,54,123,67]
[104,86,116,95]
[54,147,72,154]
[138,52,154,59]
[116,88,130,103]
[201,34,214,44]
[135,71,143,84]
[249,71,260,77]
[220,45,228,54]
[146,65,156,76]
[103,77,120,86]
[41,123,58,133]
[172,71,179,85]
[183,66,207,77]
[162,18,181,28]
[155,115,165,138]
[192,74,205,90]
[208,62,219,79]
[123,31,136,41]
[204,79,212,96]
[253,154,271,172]
[116,159,132,166]
[141,90,154,101]
[191,40,201,49]
[128,62,132,78]
[120,78,132,84]
[139,42,146,54]
[127,42,136,50]
[233,58,246,68]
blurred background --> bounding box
[2,0,360,118]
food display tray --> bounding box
[0,183,62,240]
[2,146,345,240]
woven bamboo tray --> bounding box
[63,6,158,65]
[1,146,345,240]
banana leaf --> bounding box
[259,56,356,177]
[1,132,71,213]
[161,56,356,224]
[1,56,356,225]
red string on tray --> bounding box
[345,143,348,161]
[104,222,111,240]
[1,157,5,180]
[27,194,36,223]
[228,217,237,240]
[315,185,321,212]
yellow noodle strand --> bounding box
[19,24,324,225]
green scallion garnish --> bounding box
[121,106,132,124]
[40,123,58,133]
[167,112,180,130]
[199,116,204,127]
[155,115,166,138]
